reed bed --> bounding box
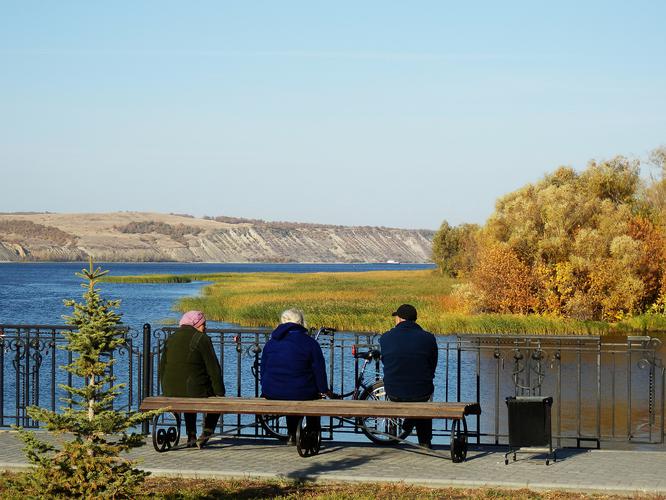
[103,274,194,283]
[104,273,236,284]
[102,269,664,335]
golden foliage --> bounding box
[471,244,537,314]
[463,154,666,321]
[628,216,665,308]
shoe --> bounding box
[186,434,197,448]
[197,431,212,449]
[419,442,433,450]
[286,435,296,446]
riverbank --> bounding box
[103,270,666,335]
[0,211,434,264]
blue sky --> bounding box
[1,1,665,229]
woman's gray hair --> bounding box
[280,308,306,327]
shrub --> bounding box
[115,221,203,244]
[470,244,537,314]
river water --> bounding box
[0,262,434,326]
[1,262,663,447]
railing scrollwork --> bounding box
[511,346,548,394]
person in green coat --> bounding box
[159,310,225,448]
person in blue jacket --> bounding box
[261,308,329,444]
[379,304,438,448]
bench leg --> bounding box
[152,412,181,452]
[295,417,321,458]
[450,417,468,463]
[258,414,290,441]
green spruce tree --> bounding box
[15,258,160,498]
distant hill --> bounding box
[0,212,434,263]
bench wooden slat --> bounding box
[140,396,481,419]
[139,397,476,413]
[140,396,478,412]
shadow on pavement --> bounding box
[281,453,375,482]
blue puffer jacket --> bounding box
[260,322,329,400]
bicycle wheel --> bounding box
[258,414,290,441]
[358,381,410,445]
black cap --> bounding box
[391,304,417,321]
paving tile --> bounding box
[1,431,666,494]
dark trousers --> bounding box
[262,394,321,437]
[388,394,432,445]
[286,415,321,437]
[184,412,220,436]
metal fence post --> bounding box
[476,337,481,443]
[141,323,152,435]
[456,337,462,402]
[659,365,666,444]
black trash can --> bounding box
[505,396,556,465]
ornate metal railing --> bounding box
[1,323,663,447]
[456,335,665,447]
[0,324,141,428]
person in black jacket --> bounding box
[378,304,438,448]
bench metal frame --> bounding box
[140,396,481,462]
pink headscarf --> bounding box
[179,310,206,329]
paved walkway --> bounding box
[1,431,665,495]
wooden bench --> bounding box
[140,396,481,462]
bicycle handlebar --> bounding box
[353,349,381,361]
[311,326,336,340]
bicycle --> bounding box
[251,327,411,446]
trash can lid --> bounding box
[506,396,553,404]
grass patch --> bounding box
[613,313,666,334]
[102,269,666,335]
[176,270,457,333]
[0,473,643,499]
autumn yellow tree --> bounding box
[461,153,666,320]
[470,243,537,314]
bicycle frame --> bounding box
[249,328,410,444]
[333,346,382,400]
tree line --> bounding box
[115,221,203,244]
[432,147,666,321]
